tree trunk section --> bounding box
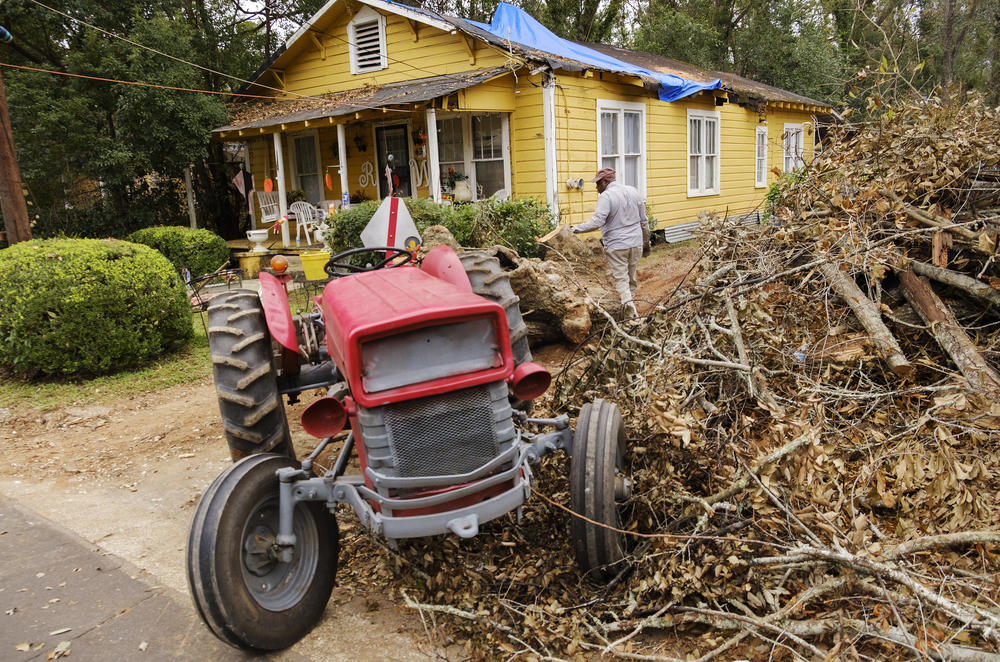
[909,259,1000,308]
[820,263,912,376]
[0,71,31,244]
[898,269,1000,393]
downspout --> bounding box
[425,107,441,203]
[337,123,350,208]
[273,131,290,247]
[542,71,559,224]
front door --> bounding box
[375,124,411,198]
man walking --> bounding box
[572,168,650,318]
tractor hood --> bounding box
[320,266,514,408]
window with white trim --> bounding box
[436,112,511,200]
[755,125,768,188]
[687,109,720,196]
[596,100,645,192]
[348,7,387,74]
[291,131,322,202]
[783,123,804,171]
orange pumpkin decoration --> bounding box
[269,254,289,273]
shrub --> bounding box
[325,197,551,258]
[0,238,193,377]
[126,226,229,276]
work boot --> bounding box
[623,303,638,319]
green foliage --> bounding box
[0,238,193,377]
[126,226,230,275]
[633,0,843,104]
[474,197,552,257]
[763,171,804,221]
[325,197,552,258]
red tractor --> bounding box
[186,244,630,650]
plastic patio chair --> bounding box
[290,201,321,245]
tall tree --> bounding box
[633,0,844,102]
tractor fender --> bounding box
[258,271,298,352]
[420,244,472,292]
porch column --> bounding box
[273,131,290,247]
[542,72,560,224]
[337,123,349,209]
[425,107,441,203]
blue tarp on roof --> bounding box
[467,2,720,102]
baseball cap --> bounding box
[590,168,616,183]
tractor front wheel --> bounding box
[569,399,629,580]
[187,454,338,650]
[207,289,294,460]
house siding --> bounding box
[549,71,817,228]
[279,11,510,98]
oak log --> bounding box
[898,269,1000,393]
[819,263,912,376]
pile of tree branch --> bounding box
[336,93,1000,661]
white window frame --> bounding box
[755,125,768,188]
[783,123,805,172]
[436,112,511,201]
[595,99,646,196]
[348,6,387,75]
[289,129,324,203]
[687,108,720,197]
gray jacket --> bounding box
[572,181,649,250]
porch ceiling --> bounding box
[214,66,513,135]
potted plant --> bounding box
[443,169,472,202]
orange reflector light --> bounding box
[301,397,347,439]
[509,362,551,402]
[269,254,289,273]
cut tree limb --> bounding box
[899,269,1000,393]
[908,259,1000,308]
[820,263,912,376]
[932,231,953,267]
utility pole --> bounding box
[0,69,31,244]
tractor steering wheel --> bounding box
[324,246,414,278]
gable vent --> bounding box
[349,10,386,74]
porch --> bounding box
[214,68,521,248]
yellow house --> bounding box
[213,0,831,246]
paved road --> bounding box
[0,494,304,661]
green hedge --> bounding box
[125,226,229,276]
[0,238,193,377]
[325,197,552,258]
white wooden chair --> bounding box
[255,190,281,228]
[290,201,322,244]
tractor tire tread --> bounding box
[459,251,532,366]
[207,289,293,461]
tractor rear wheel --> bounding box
[569,399,628,580]
[207,289,294,461]
[187,454,338,650]
[459,251,531,366]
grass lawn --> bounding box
[0,315,212,413]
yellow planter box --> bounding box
[300,251,331,281]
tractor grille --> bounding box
[383,385,500,478]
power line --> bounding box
[0,61,290,99]
[25,0,321,100]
